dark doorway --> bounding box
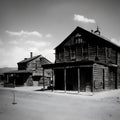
[80,67,92,92]
[54,69,64,90]
[109,68,117,89]
[66,68,78,90]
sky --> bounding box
[0,0,120,68]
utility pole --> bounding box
[12,76,17,105]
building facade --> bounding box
[4,53,52,87]
[43,26,120,92]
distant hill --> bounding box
[0,67,17,74]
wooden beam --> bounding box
[7,74,9,83]
[91,67,94,92]
[43,68,45,90]
[103,69,105,89]
[78,68,80,93]
[81,46,83,58]
[63,48,65,62]
[52,68,54,91]
[115,68,118,89]
[64,68,66,93]
[52,65,93,69]
[105,47,107,63]
[66,65,93,68]
[116,51,118,65]
[96,45,98,57]
[88,43,90,59]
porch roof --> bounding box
[42,60,108,69]
[4,70,32,74]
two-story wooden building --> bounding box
[4,52,52,86]
[43,26,120,92]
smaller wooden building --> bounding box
[43,26,120,92]
[4,52,52,87]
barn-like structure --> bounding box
[4,53,52,87]
[43,26,120,92]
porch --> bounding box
[42,61,95,92]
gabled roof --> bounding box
[18,55,41,64]
[55,26,120,50]
[18,55,52,64]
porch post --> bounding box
[64,68,66,93]
[52,68,54,91]
[91,66,94,92]
[7,74,9,83]
[43,68,45,90]
[103,69,105,89]
[116,68,118,89]
[78,68,80,93]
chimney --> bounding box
[30,52,33,58]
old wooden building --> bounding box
[4,52,52,86]
[43,26,120,92]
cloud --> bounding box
[0,38,3,45]
[26,40,48,47]
[6,30,50,48]
[6,30,42,37]
[1,30,54,67]
[74,14,96,23]
[111,38,120,46]
[45,34,52,38]
[9,40,18,45]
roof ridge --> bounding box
[55,26,120,49]
[17,55,41,64]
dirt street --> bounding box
[0,87,120,120]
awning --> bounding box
[42,60,108,69]
[4,70,32,74]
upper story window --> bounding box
[76,37,83,44]
[74,33,85,45]
[70,47,76,60]
[107,48,111,58]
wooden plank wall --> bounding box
[27,57,41,71]
[76,46,82,60]
[93,64,109,91]
[93,63,118,91]
[55,35,119,67]
[98,46,106,63]
[117,67,120,88]
[88,44,96,61]
[117,52,120,66]
[64,47,70,62]
[111,48,116,64]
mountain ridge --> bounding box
[0,67,17,74]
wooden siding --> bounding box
[55,35,118,67]
[88,44,96,61]
[117,52,120,65]
[18,63,27,70]
[27,57,41,71]
[93,63,118,91]
[53,27,120,92]
[64,47,70,62]
[76,46,82,61]
[93,64,109,91]
[110,48,117,64]
[118,67,120,88]
[98,46,106,63]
